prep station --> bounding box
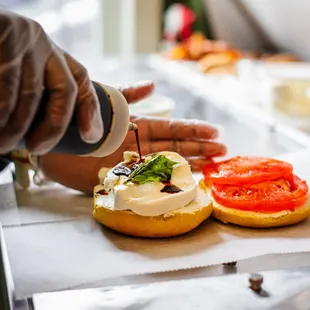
[2,1,310,309]
[0,57,309,310]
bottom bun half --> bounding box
[199,179,310,228]
[93,188,213,238]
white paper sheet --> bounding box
[5,213,310,299]
[4,149,310,298]
[0,165,13,185]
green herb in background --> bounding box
[125,155,178,185]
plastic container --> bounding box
[129,94,176,118]
[259,63,310,117]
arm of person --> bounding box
[39,153,103,194]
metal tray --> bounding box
[31,267,310,310]
[0,224,14,310]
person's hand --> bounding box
[39,116,226,193]
[0,10,101,155]
[0,10,154,155]
[98,115,226,170]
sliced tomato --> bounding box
[203,156,293,185]
[212,175,308,213]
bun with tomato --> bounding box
[94,151,213,237]
[200,156,310,228]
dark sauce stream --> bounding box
[134,127,144,163]
[112,125,181,194]
[112,125,143,177]
[97,189,108,195]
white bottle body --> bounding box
[86,84,130,157]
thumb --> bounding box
[116,81,154,104]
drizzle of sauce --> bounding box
[160,181,183,194]
[97,189,108,195]
[112,162,139,177]
[112,165,132,177]
[134,127,144,163]
[113,125,144,177]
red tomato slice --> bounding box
[203,156,293,185]
[211,175,308,213]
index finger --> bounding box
[132,116,220,141]
[117,81,154,103]
[62,51,103,143]
[26,49,77,155]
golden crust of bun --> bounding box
[199,179,310,228]
[167,45,191,60]
[205,65,236,75]
[198,50,241,73]
[93,187,213,238]
[262,53,301,63]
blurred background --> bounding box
[2,0,310,157]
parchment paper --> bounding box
[4,150,310,298]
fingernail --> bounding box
[81,110,104,144]
[29,141,54,156]
[211,144,227,157]
[116,81,153,92]
[135,80,153,87]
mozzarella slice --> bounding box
[100,152,197,216]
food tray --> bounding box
[31,267,310,310]
[0,224,15,310]
[147,55,310,148]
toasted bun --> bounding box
[263,53,301,63]
[199,179,310,228]
[198,50,241,73]
[93,188,213,238]
[205,65,236,75]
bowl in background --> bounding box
[129,94,176,118]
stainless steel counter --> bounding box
[30,267,310,310]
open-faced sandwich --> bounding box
[197,50,242,75]
[94,151,213,237]
[199,156,310,228]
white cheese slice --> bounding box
[99,152,197,216]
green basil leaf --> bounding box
[125,155,178,185]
